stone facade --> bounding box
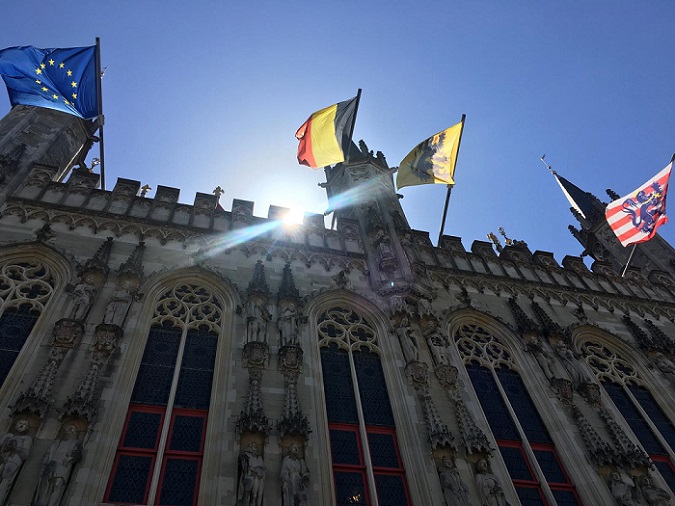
[0,106,672,505]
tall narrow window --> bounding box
[106,284,221,505]
[583,341,675,491]
[0,261,54,386]
[318,307,411,506]
[454,323,580,505]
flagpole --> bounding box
[437,114,466,245]
[95,37,106,190]
[621,244,637,278]
[344,88,362,164]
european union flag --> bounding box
[0,45,98,119]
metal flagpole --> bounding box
[621,244,637,278]
[437,114,466,245]
[344,88,362,164]
[95,37,106,190]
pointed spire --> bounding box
[422,392,456,451]
[531,301,563,337]
[62,361,103,422]
[12,349,63,417]
[277,371,311,439]
[119,241,145,279]
[278,263,299,302]
[606,188,621,200]
[552,172,599,221]
[644,319,675,354]
[236,370,271,435]
[82,237,113,278]
[622,316,653,352]
[571,404,616,467]
[599,407,650,469]
[247,260,270,298]
[452,395,492,455]
[507,297,540,335]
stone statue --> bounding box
[278,305,299,346]
[280,443,309,506]
[524,335,556,380]
[555,340,591,390]
[34,424,83,506]
[0,419,32,504]
[637,474,670,506]
[608,471,639,506]
[103,286,132,326]
[247,300,271,343]
[238,441,266,506]
[69,283,95,320]
[395,316,419,363]
[437,456,470,506]
[653,353,675,384]
[424,321,449,367]
[475,459,510,506]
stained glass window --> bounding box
[106,284,221,505]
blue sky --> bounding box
[2,1,674,263]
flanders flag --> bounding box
[296,96,358,168]
[396,119,464,190]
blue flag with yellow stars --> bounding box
[0,45,98,119]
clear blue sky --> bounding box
[2,1,674,263]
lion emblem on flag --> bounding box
[621,181,665,234]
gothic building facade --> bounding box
[0,105,672,505]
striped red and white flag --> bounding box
[605,162,672,247]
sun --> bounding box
[283,207,305,226]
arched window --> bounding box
[106,283,222,505]
[582,340,675,491]
[454,323,580,505]
[318,306,411,506]
[0,260,54,386]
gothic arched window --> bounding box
[0,261,54,386]
[582,340,675,491]
[105,283,222,505]
[318,306,411,506]
[454,323,580,505]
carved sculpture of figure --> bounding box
[653,353,675,384]
[34,424,83,506]
[280,443,309,506]
[388,294,407,314]
[637,474,670,506]
[69,283,95,320]
[395,316,419,363]
[524,335,556,380]
[247,300,271,343]
[555,340,591,390]
[417,298,433,317]
[609,471,639,506]
[278,305,299,346]
[103,285,132,326]
[0,419,32,504]
[475,459,510,506]
[438,456,470,506]
[424,321,449,366]
[238,441,266,506]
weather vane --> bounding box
[540,154,556,174]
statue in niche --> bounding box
[69,282,95,320]
[0,419,32,504]
[437,456,470,506]
[247,299,271,344]
[636,474,670,505]
[103,284,133,326]
[280,443,310,506]
[34,423,83,506]
[424,320,449,366]
[278,304,299,347]
[475,459,510,506]
[608,471,640,506]
[653,353,675,384]
[523,335,556,380]
[554,340,591,390]
[238,441,266,506]
[395,316,419,363]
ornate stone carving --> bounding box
[51,319,84,349]
[437,455,470,506]
[571,404,616,467]
[237,440,266,506]
[636,473,670,505]
[423,320,449,367]
[12,348,64,418]
[551,377,574,404]
[278,345,303,373]
[67,282,95,321]
[452,394,492,456]
[475,458,510,506]
[435,364,459,390]
[422,390,456,451]
[243,341,270,369]
[599,407,650,469]
[405,361,429,390]
[554,340,593,391]
[395,315,419,363]
[277,304,300,347]
[277,371,310,439]
[236,370,271,436]
[280,443,310,506]
[0,418,33,505]
[33,422,83,506]
[608,470,640,506]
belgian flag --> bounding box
[295,95,358,169]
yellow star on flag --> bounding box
[71,93,77,99]
[35,80,41,84]
[59,62,64,68]
[35,68,42,74]
[71,81,77,88]
[52,94,58,99]
[67,70,72,76]
[40,63,46,69]
[42,87,48,92]
[48,59,54,66]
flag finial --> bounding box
[540,154,555,175]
